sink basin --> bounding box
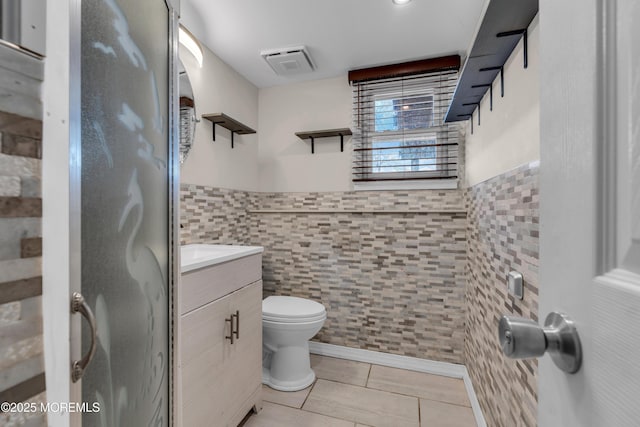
[181,244,264,273]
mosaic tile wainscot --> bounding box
[180,186,468,364]
[465,162,540,427]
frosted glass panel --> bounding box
[80,0,170,425]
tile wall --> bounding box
[180,162,540,424]
[180,184,253,246]
[180,186,468,364]
[253,191,467,363]
[465,162,539,427]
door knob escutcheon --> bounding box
[498,312,582,373]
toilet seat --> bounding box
[262,296,326,323]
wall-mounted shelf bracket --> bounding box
[471,83,494,122]
[463,102,482,125]
[496,29,528,68]
[479,66,504,98]
[469,84,495,111]
[490,84,493,110]
[201,113,256,149]
[295,128,352,154]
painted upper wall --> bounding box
[464,14,540,187]
[258,76,352,192]
[179,41,260,191]
[181,11,535,192]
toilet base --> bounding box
[262,367,315,392]
[262,343,316,391]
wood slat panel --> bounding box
[0,277,42,304]
[0,355,44,392]
[0,316,43,348]
[0,43,44,81]
[0,197,42,218]
[0,114,42,139]
[20,238,42,258]
[0,373,45,404]
[0,134,41,159]
[0,65,41,99]
[349,55,460,83]
[0,44,43,120]
[0,88,42,121]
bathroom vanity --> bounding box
[179,244,264,427]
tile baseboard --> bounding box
[309,342,465,378]
[308,342,487,427]
[463,370,488,427]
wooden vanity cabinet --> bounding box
[179,254,262,427]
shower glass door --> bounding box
[79,0,175,425]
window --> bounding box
[351,70,460,188]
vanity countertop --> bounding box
[180,244,264,273]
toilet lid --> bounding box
[262,296,326,322]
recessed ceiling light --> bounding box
[392,0,412,5]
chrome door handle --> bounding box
[71,292,97,382]
[498,312,582,374]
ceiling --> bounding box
[180,0,487,88]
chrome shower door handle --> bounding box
[498,312,582,374]
[71,292,98,382]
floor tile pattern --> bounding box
[244,355,477,427]
[367,364,470,407]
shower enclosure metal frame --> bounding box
[42,0,180,425]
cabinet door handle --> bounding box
[233,310,240,340]
[225,315,234,344]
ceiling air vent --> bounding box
[260,46,315,76]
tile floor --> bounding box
[242,355,477,427]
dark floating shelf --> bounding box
[445,0,538,124]
[295,128,352,154]
[202,113,256,148]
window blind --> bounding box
[351,70,459,182]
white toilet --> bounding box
[262,296,327,391]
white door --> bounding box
[539,0,640,425]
